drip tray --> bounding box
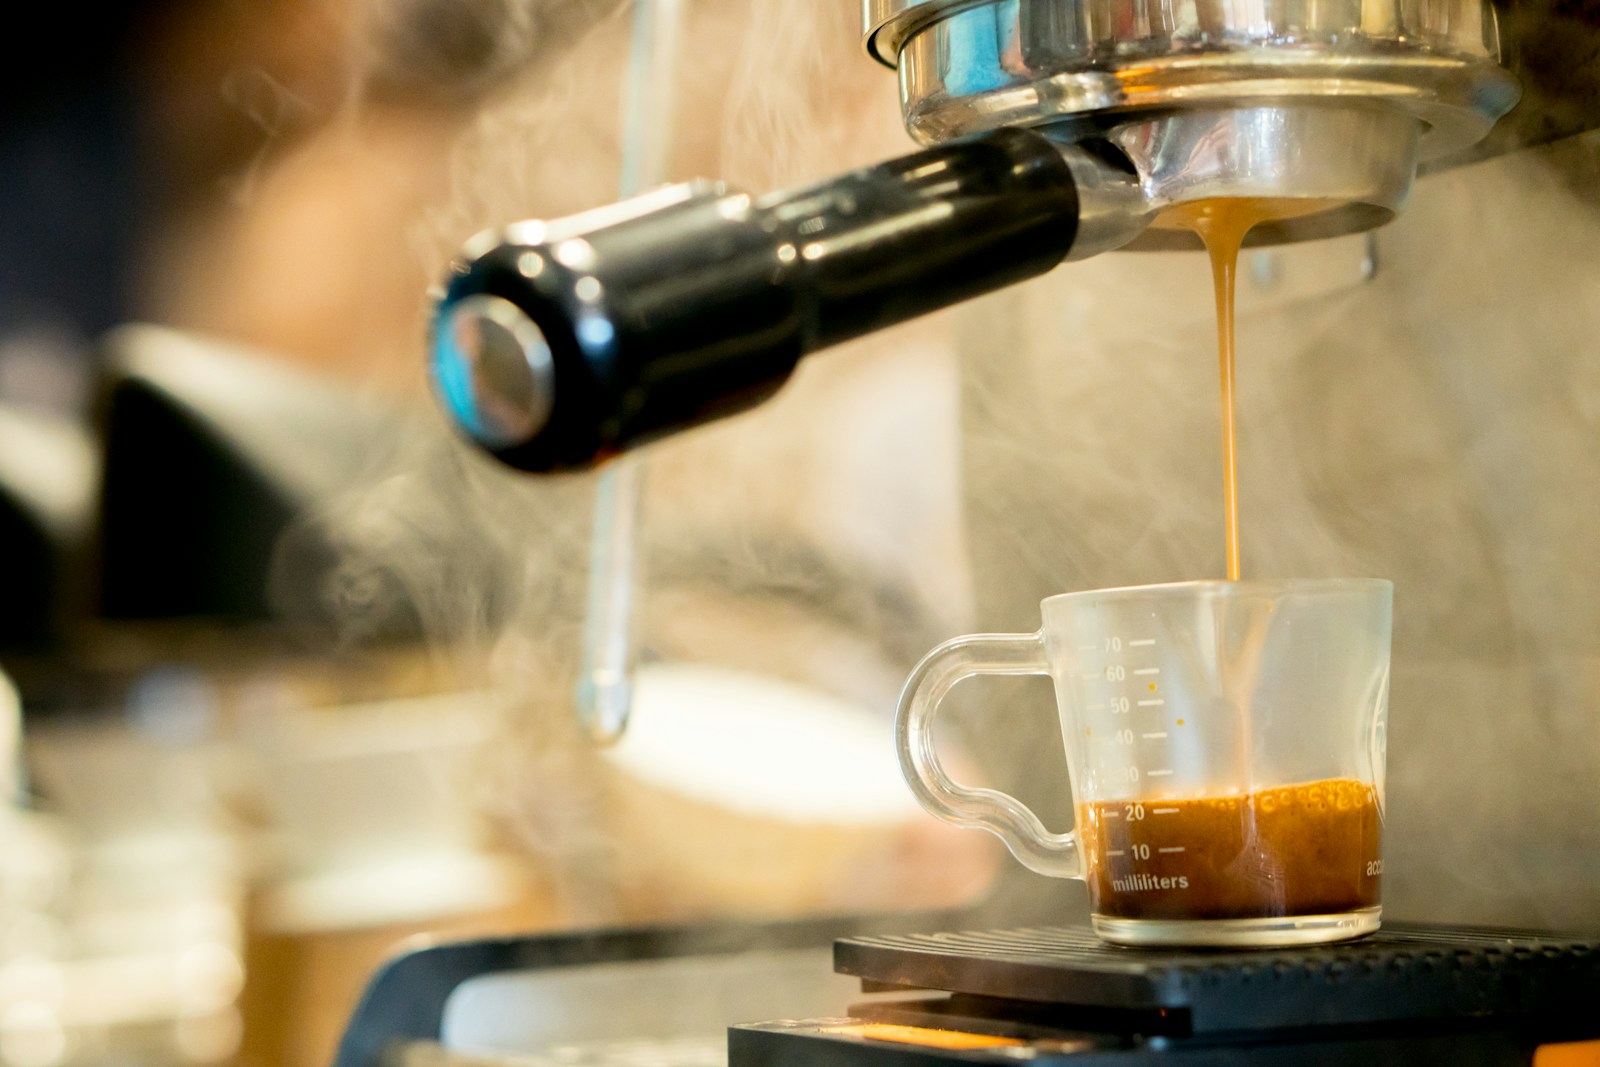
[833,923,1600,1034]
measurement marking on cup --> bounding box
[1081,672,1102,681]
[1158,847,1187,854]
[1129,639,1156,647]
[1107,850,1126,857]
[1133,668,1160,676]
[1079,644,1099,653]
[1146,769,1174,777]
[1138,699,1165,707]
[1153,807,1180,815]
[1142,732,1168,739]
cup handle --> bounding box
[896,632,1081,879]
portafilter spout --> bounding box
[431,0,1523,472]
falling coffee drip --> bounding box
[1162,199,1339,581]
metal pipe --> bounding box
[575,0,685,745]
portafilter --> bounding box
[431,0,1522,472]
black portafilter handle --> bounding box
[429,125,1149,472]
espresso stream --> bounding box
[1164,198,1336,580]
[1077,200,1384,924]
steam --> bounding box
[274,0,1600,933]
[958,136,1600,929]
[259,0,983,926]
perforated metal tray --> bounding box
[834,923,1600,1034]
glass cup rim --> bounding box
[1041,577,1393,608]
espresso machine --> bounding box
[426,0,1567,473]
[339,0,1600,1064]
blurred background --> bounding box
[2,2,1599,1067]
[1,4,993,1065]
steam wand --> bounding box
[573,0,684,745]
[577,458,640,745]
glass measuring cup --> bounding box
[896,578,1392,947]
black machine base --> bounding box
[731,923,1600,1067]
